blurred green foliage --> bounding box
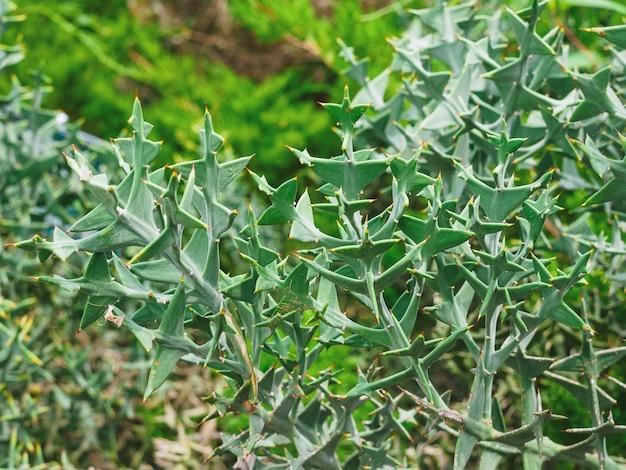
[8,0,413,184]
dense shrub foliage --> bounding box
[5,0,626,468]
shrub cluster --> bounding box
[0,2,154,466]
[5,0,626,468]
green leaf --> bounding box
[131,302,165,327]
[129,259,181,284]
[422,326,470,368]
[199,108,224,155]
[506,351,554,378]
[75,220,146,252]
[479,450,505,469]
[144,280,188,399]
[144,347,186,400]
[69,203,116,232]
[293,148,392,201]
[64,149,120,212]
[374,241,429,291]
[506,3,556,56]
[390,153,435,193]
[320,84,369,127]
[339,38,370,85]
[220,274,257,303]
[355,68,390,109]
[455,361,490,468]
[531,252,591,330]
[583,158,626,205]
[76,254,114,329]
[172,109,251,197]
[451,198,510,241]
[158,280,185,334]
[80,296,116,331]
[257,178,298,225]
[290,190,323,242]
[520,190,560,245]
[83,251,111,282]
[217,157,252,192]
[122,310,156,352]
[488,119,528,165]
[316,278,390,347]
[345,367,415,398]
[492,397,506,434]
[49,227,79,261]
[567,66,626,121]
[69,175,134,232]
[399,214,474,257]
[456,164,552,222]
[596,346,626,371]
[330,236,399,261]
[128,96,153,135]
[476,250,526,274]
[454,421,479,469]
[409,1,478,36]
[544,301,585,329]
[537,106,578,159]
[127,227,175,264]
[300,256,365,294]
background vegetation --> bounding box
[2,0,626,468]
[8,0,412,182]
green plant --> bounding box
[0,2,158,466]
[15,0,626,468]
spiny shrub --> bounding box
[0,1,151,466]
[16,0,626,468]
